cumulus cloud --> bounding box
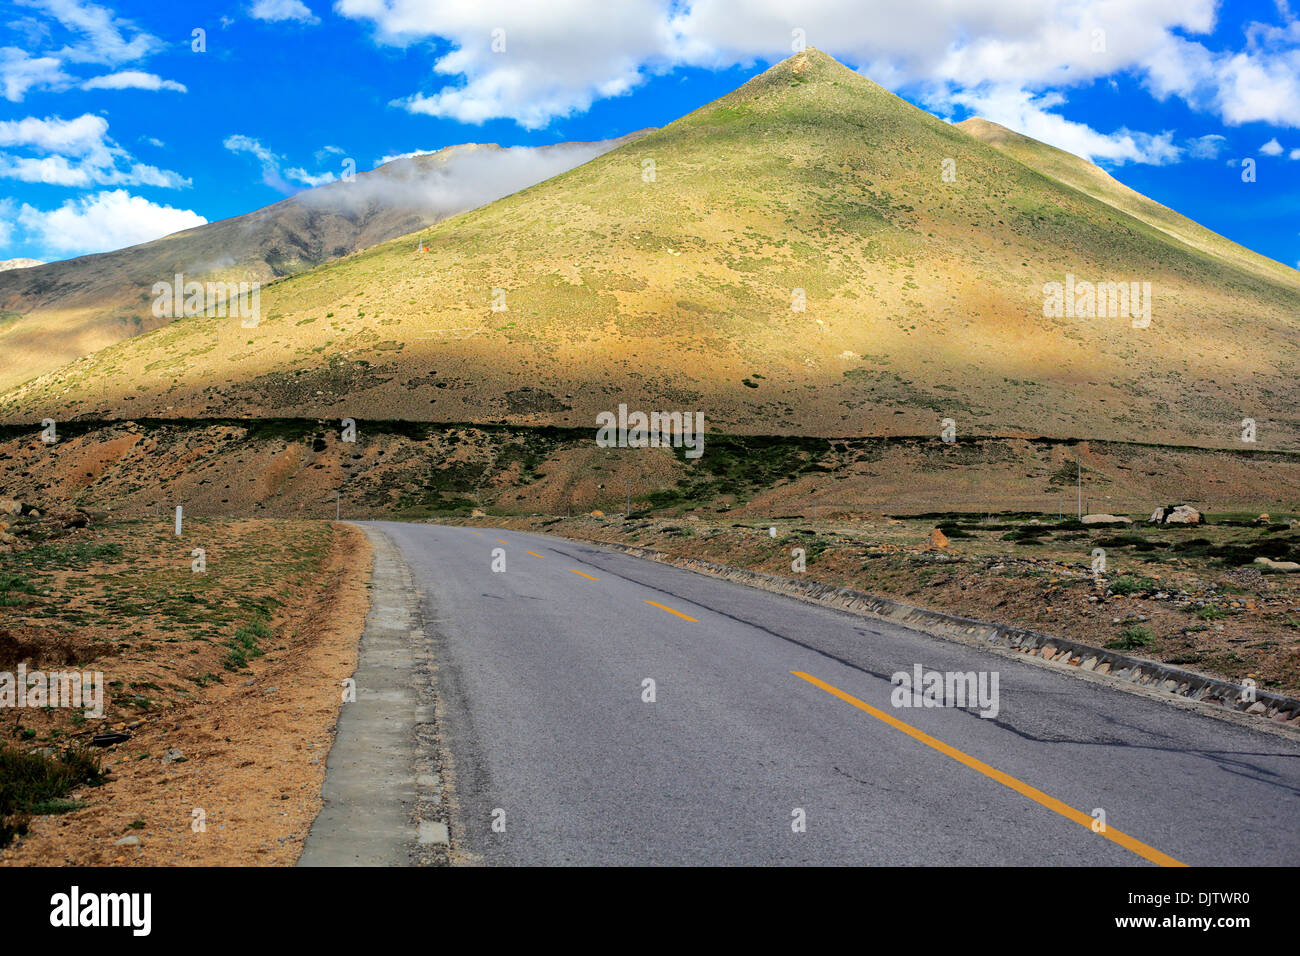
[337,0,1300,162]
[17,189,206,256]
[0,113,189,187]
[937,85,1181,165]
[0,47,71,101]
[250,0,318,24]
[1186,133,1227,158]
[24,0,162,65]
[1260,137,1284,155]
[339,0,671,129]
[82,70,187,92]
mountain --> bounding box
[0,259,43,272]
[0,133,647,392]
[956,117,1297,288]
[3,49,1297,449]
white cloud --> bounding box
[1143,20,1300,127]
[17,189,206,256]
[938,85,1182,165]
[1186,133,1227,158]
[0,47,71,101]
[250,0,318,24]
[226,135,342,191]
[286,166,336,187]
[82,70,187,92]
[23,0,162,65]
[0,199,16,247]
[301,139,631,220]
[1290,147,1300,159]
[339,0,671,129]
[0,113,189,187]
[337,0,1300,152]
[223,133,294,192]
[1260,137,1284,155]
[337,0,1218,128]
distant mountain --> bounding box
[0,259,43,272]
[0,132,648,391]
[4,50,1297,450]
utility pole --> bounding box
[1076,452,1082,520]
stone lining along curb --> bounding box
[578,536,1300,733]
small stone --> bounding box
[114,836,141,847]
[161,748,185,764]
[417,821,449,845]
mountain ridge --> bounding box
[0,131,649,392]
[4,49,1297,450]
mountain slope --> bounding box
[0,134,645,392]
[4,49,1298,448]
[956,117,1296,287]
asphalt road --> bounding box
[371,521,1300,866]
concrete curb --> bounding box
[299,525,448,865]
[578,536,1300,733]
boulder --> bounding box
[1167,505,1203,524]
[1148,504,1203,524]
[1082,514,1132,525]
[0,499,21,516]
[1254,557,1300,573]
[589,509,605,518]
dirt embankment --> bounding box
[0,516,371,866]
[1,420,1298,522]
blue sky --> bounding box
[1,0,1298,269]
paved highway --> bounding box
[367,521,1300,866]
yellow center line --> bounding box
[470,531,483,536]
[570,569,599,581]
[526,551,544,559]
[790,671,1187,868]
[495,538,509,544]
[645,599,698,622]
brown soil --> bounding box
[0,519,371,866]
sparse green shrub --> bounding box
[1106,625,1154,650]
